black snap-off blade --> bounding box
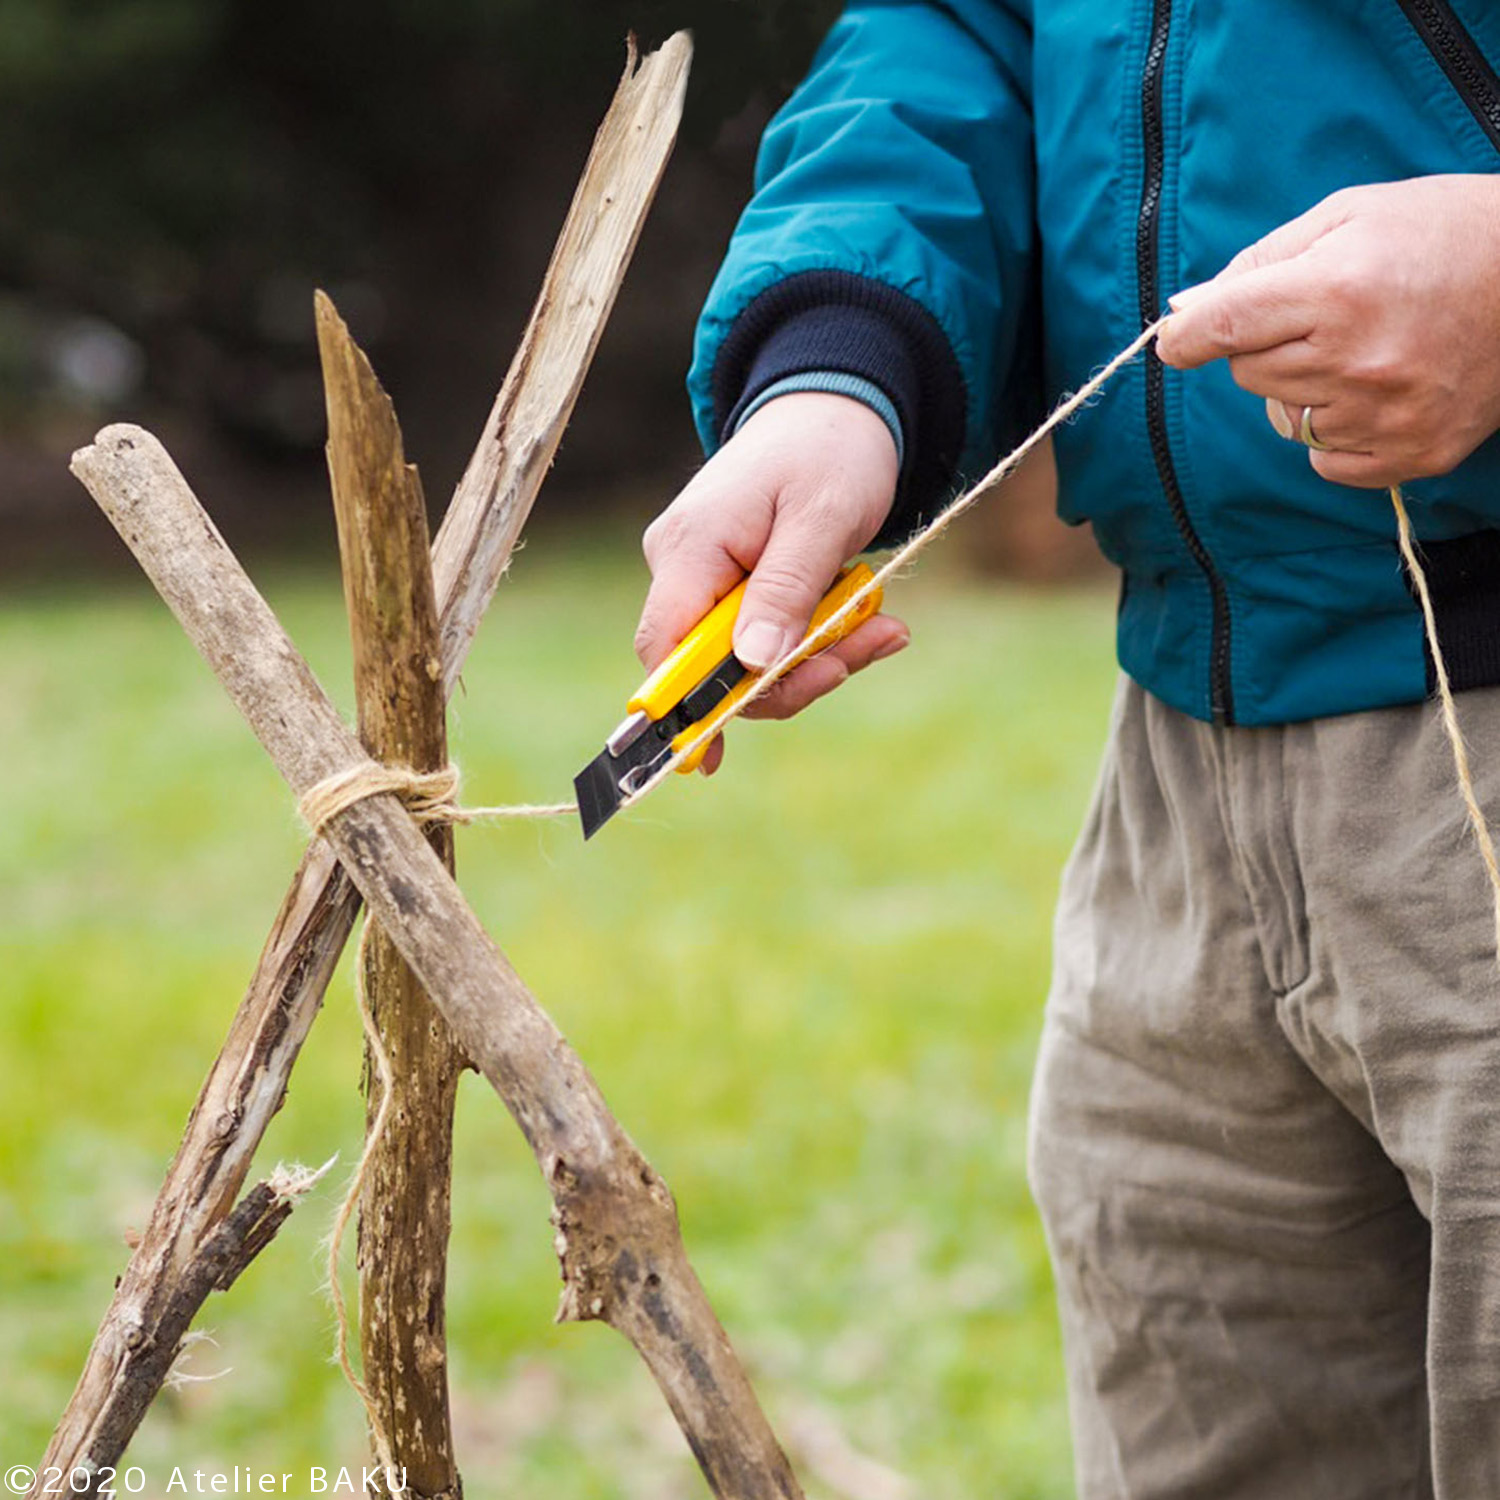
[574,656,748,840]
[575,563,883,841]
[574,752,627,840]
[573,704,673,840]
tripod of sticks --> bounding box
[29,35,807,1500]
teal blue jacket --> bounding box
[689,0,1500,726]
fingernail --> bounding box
[1168,283,1208,311]
[735,619,788,670]
[1267,401,1295,441]
[871,631,910,662]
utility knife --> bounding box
[574,563,883,839]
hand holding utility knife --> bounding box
[574,564,884,839]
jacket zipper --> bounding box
[1395,0,1500,150]
[1137,0,1235,724]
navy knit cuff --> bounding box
[710,270,967,546]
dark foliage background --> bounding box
[0,0,840,570]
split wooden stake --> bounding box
[318,291,463,1498]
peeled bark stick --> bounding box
[73,423,803,1500]
[318,291,463,1498]
[33,33,690,1486]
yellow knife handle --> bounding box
[642,562,884,773]
[629,578,750,723]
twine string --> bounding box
[1390,485,1500,958]
[298,761,574,833]
[302,317,1168,848]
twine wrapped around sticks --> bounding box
[299,760,574,834]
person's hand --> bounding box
[1157,174,1500,488]
[635,390,908,775]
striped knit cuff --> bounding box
[731,371,906,467]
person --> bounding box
[634,3,1500,1495]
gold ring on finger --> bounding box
[1299,405,1330,452]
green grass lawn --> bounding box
[0,534,1117,1499]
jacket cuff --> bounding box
[710,270,967,546]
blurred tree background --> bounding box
[0,0,1094,580]
[0,0,844,569]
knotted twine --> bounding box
[298,762,574,832]
[303,315,1500,1462]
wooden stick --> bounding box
[73,425,803,1500]
[318,291,463,1498]
[32,33,691,1485]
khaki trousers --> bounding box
[1029,676,1500,1498]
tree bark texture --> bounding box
[318,291,464,1500]
[31,34,691,1488]
[72,422,803,1500]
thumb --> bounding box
[732,502,853,670]
[1158,256,1322,368]
[1159,198,1349,369]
